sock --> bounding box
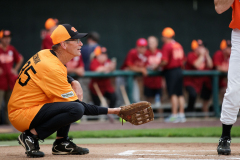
[55,137,68,144]
[221,124,232,139]
[25,130,34,137]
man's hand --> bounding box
[11,68,18,75]
[71,80,83,101]
[0,68,3,75]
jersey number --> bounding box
[18,61,37,86]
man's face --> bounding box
[136,46,147,54]
[1,37,11,46]
[148,37,158,50]
[223,47,231,57]
[65,39,83,57]
[97,53,108,63]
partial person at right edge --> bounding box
[214,0,238,155]
[160,27,186,123]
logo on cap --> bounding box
[71,27,77,32]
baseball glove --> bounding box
[118,101,154,125]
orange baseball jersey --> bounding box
[8,49,78,132]
[229,0,240,30]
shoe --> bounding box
[179,116,186,123]
[52,137,89,155]
[17,132,44,158]
[164,115,179,123]
[217,137,231,155]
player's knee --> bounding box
[69,103,84,120]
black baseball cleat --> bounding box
[52,137,89,155]
[18,132,44,158]
[217,137,231,155]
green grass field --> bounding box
[1,126,240,141]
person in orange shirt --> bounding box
[41,18,58,49]
[8,24,121,158]
[215,0,239,155]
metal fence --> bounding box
[71,70,227,118]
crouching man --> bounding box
[8,24,120,158]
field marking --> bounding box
[117,150,217,156]
[116,150,240,159]
[0,145,9,147]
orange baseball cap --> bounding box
[50,24,88,45]
[0,30,12,38]
[162,27,175,38]
[220,39,231,50]
[94,46,102,56]
[0,30,3,38]
[191,39,204,50]
[45,18,58,30]
[136,38,148,46]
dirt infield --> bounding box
[1,143,240,160]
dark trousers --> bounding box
[185,84,212,111]
[29,101,108,140]
[91,92,117,108]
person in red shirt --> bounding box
[41,18,58,49]
[184,40,213,116]
[89,46,117,111]
[0,30,23,124]
[160,27,186,123]
[144,36,163,107]
[66,55,85,77]
[213,39,231,103]
[121,38,148,103]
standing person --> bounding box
[8,24,122,158]
[214,0,239,155]
[78,32,100,103]
[184,40,213,116]
[0,30,23,124]
[160,27,186,123]
[41,18,58,49]
[213,39,231,102]
[144,36,163,108]
[89,46,117,110]
[121,38,148,103]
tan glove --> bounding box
[118,101,154,125]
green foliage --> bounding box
[1,126,239,141]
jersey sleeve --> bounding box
[12,47,22,63]
[125,51,135,67]
[161,44,170,63]
[213,51,223,67]
[187,53,197,67]
[90,59,100,71]
[37,67,78,102]
[78,55,84,67]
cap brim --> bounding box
[72,33,88,39]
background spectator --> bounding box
[144,36,163,112]
[184,40,213,116]
[160,27,186,123]
[213,39,231,103]
[41,18,58,49]
[89,46,117,112]
[0,30,23,124]
[121,38,148,103]
[66,55,85,77]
